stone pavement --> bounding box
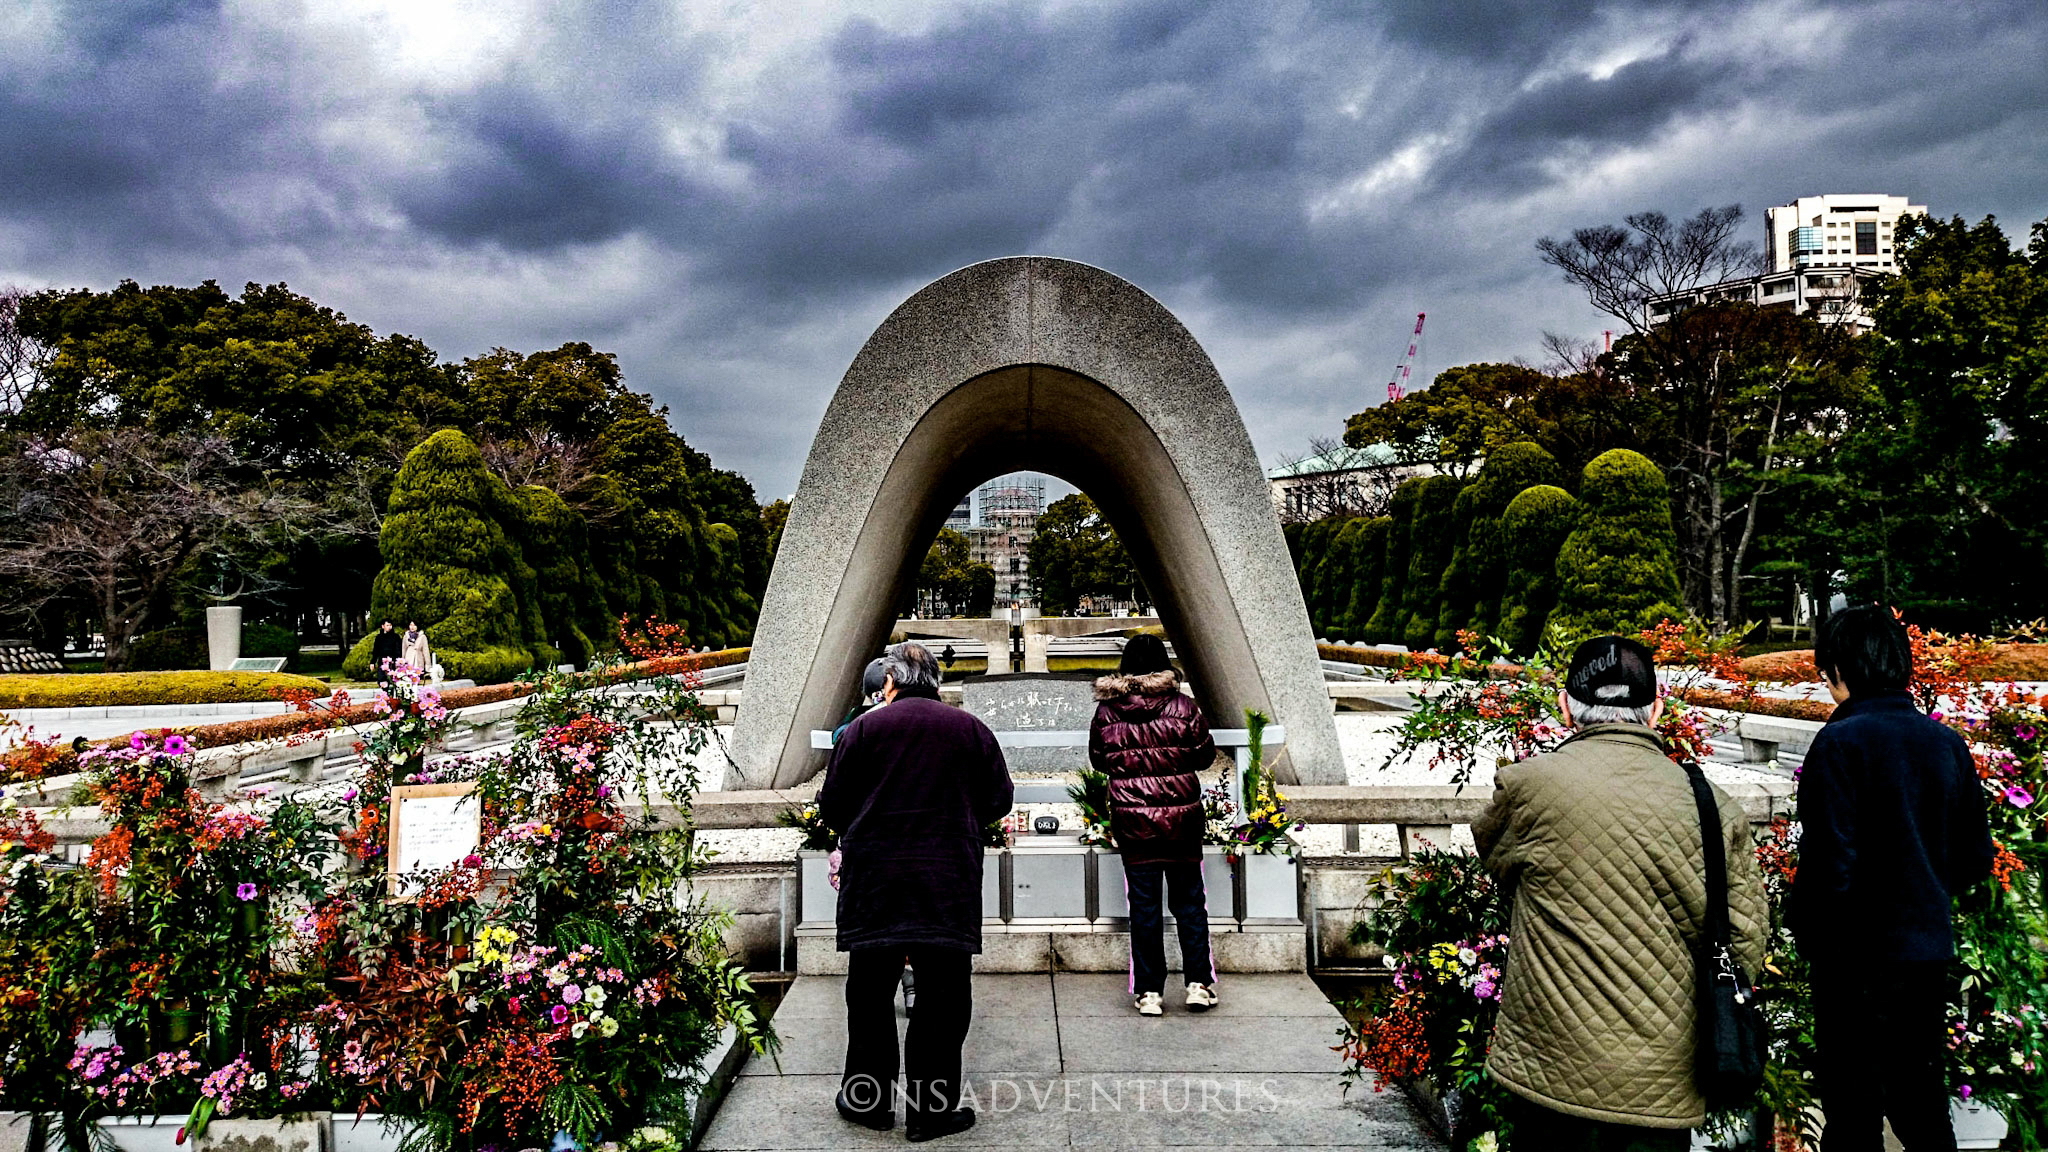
[699,972,1446,1150]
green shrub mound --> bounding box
[1431,485,1481,651]
[0,671,328,709]
[1365,479,1426,644]
[1498,485,1580,654]
[1548,449,1687,644]
[1401,476,1469,650]
[1317,518,1369,637]
[1342,517,1393,641]
[1462,442,1564,641]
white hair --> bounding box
[883,642,941,692]
[1566,681,1658,727]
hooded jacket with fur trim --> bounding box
[1088,670,1216,865]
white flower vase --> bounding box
[797,849,835,926]
[1238,850,1300,921]
[1952,1097,2010,1149]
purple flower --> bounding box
[1958,1084,1973,1100]
[235,883,259,901]
[2007,787,2035,809]
[130,732,148,751]
[1474,980,1497,1001]
[342,788,359,802]
[562,984,583,1005]
[550,1004,571,1025]
[2017,725,2038,742]
[163,735,191,756]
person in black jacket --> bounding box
[369,620,403,688]
[1792,606,1994,1152]
[819,642,1012,1142]
[1090,633,1219,1016]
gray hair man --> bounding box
[818,641,1013,1141]
[1473,636,1767,1148]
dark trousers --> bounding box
[841,946,972,1121]
[1125,860,1214,996]
[1507,1096,1689,1152]
[1813,961,1955,1152]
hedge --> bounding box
[1400,475,1469,650]
[0,671,330,709]
[1431,485,1481,651]
[1548,449,1686,644]
[1463,442,1564,641]
[1343,518,1392,642]
[1741,643,2048,684]
[1498,484,1580,655]
[1364,479,1425,644]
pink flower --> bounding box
[1474,980,1497,1000]
[2007,787,2035,809]
[562,984,583,1005]
[1958,1084,1973,1100]
[235,883,259,901]
[163,735,191,756]
[130,732,148,751]
[550,1004,571,1025]
[462,854,483,868]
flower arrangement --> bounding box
[1228,711,1302,856]
[777,803,838,852]
[1067,768,1114,847]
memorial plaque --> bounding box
[386,782,481,900]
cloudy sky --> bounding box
[5,0,2045,499]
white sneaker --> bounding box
[1185,982,1218,1012]
[1134,991,1164,1016]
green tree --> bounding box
[1401,476,1469,650]
[1548,449,1686,643]
[1293,518,1341,634]
[1364,479,1426,644]
[1498,485,1580,655]
[1461,442,1564,640]
[508,485,615,668]
[1318,519,1367,637]
[1028,494,1140,615]
[916,528,995,616]
[1431,486,1481,650]
[1342,517,1392,639]
[345,430,536,681]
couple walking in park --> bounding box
[816,633,1216,1140]
[369,617,432,685]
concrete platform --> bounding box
[700,973,1444,1150]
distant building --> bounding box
[1645,193,1926,336]
[1266,443,1433,524]
[965,473,1045,608]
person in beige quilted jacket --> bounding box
[1473,635,1767,1150]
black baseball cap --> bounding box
[1564,635,1658,708]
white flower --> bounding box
[546,967,568,987]
[584,985,608,1008]
[571,1021,589,1039]
[252,1073,267,1090]
[635,1128,668,1145]
[600,1017,620,1038]
[1457,948,1478,967]
[1381,953,1399,970]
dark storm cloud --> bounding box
[2,0,2046,495]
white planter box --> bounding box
[1010,836,1088,920]
[1953,1098,2010,1149]
[1201,845,1235,922]
[983,847,1005,920]
[196,1113,330,1152]
[1094,848,1128,919]
[1237,851,1299,921]
[797,849,834,925]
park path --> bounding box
[699,972,1446,1150]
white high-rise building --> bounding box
[1765,194,1926,274]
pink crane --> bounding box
[1387,312,1425,403]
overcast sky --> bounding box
[5,0,2045,499]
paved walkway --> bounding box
[701,972,1445,1150]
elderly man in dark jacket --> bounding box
[820,641,1012,1142]
[1793,606,1994,1152]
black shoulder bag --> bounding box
[1680,759,1767,1110]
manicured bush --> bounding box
[1462,443,1564,641]
[1364,479,1427,644]
[1296,518,1344,635]
[1431,486,1481,651]
[0,671,328,709]
[1343,517,1392,640]
[1401,476,1469,650]
[509,485,615,669]
[1319,518,1368,637]
[1498,485,1580,655]
[1548,449,1687,644]
[345,430,538,680]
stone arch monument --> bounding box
[728,257,1345,789]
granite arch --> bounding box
[728,257,1344,789]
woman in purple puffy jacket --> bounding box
[1089,633,1219,1017]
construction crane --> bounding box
[1386,312,1425,403]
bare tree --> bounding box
[0,287,50,417]
[1271,436,1406,523]
[1538,206,1858,628]
[0,429,319,669]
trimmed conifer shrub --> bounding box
[343,429,536,682]
[1431,485,1481,651]
[1320,518,1367,638]
[509,485,616,669]
[1296,519,1343,635]
[1463,442,1564,641]
[1401,475,1469,650]
[1364,479,1427,644]
[1498,485,1580,655]
[1548,449,1687,644]
[1343,517,1392,639]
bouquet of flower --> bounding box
[1229,710,1302,857]
[778,803,838,852]
[1067,768,1114,847]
